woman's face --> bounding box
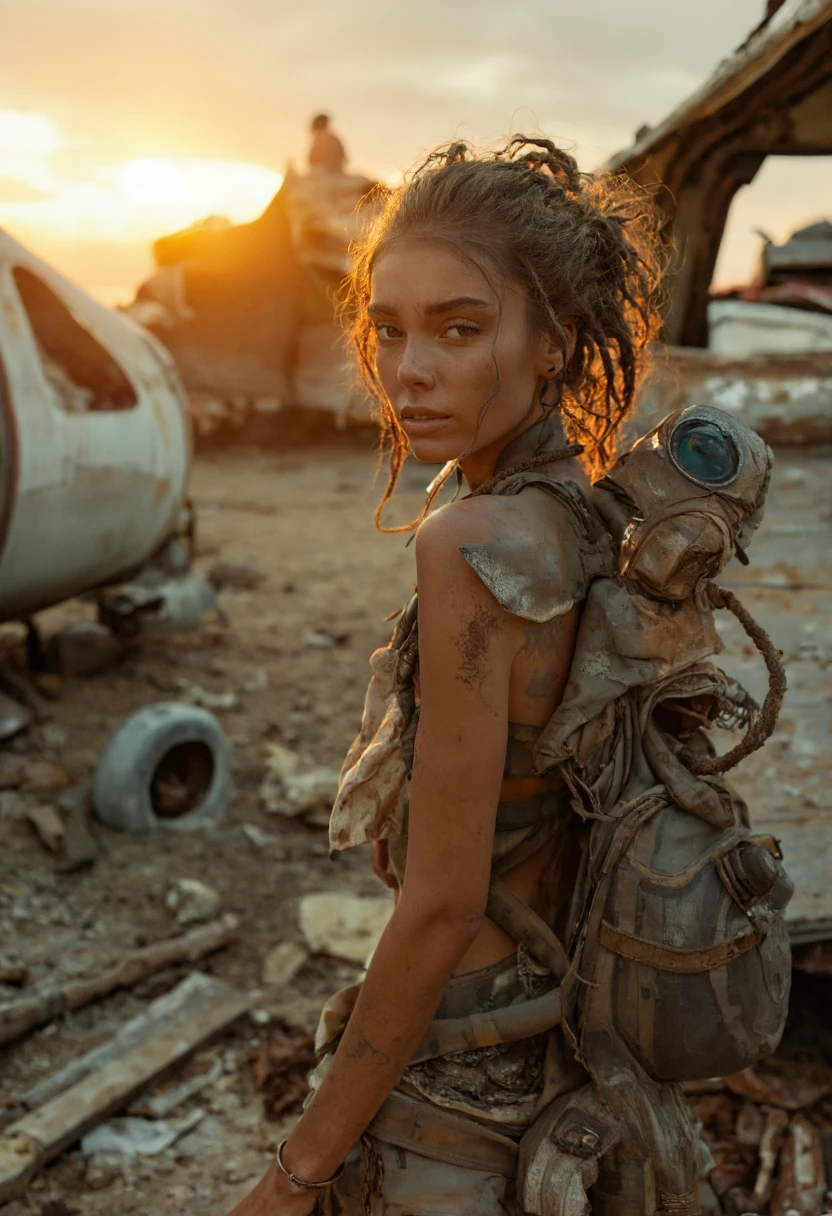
[370,238,559,467]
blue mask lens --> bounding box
[671,419,739,486]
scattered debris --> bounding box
[261,942,308,988]
[24,805,65,854]
[242,669,269,693]
[165,879,222,928]
[0,692,33,741]
[725,1059,832,1111]
[304,628,349,650]
[754,1109,791,1207]
[176,679,239,711]
[0,970,249,1202]
[0,954,28,987]
[259,742,339,818]
[80,1110,205,1158]
[248,1033,316,1121]
[97,572,223,639]
[769,1115,827,1216]
[130,1055,223,1119]
[240,823,274,850]
[93,702,232,834]
[55,782,97,871]
[304,630,336,650]
[40,723,67,749]
[207,561,264,591]
[0,916,239,1047]
[298,892,393,965]
[792,941,832,976]
[21,760,73,797]
[44,622,122,678]
[21,974,232,1109]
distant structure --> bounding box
[308,114,347,174]
[609,0,832,346]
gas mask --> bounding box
[593,405,773,603]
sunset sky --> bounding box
[2,0,830,304]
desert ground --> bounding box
[1,431,830,1215]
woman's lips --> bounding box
[400,412,451,437]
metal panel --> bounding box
[0,230,191,620]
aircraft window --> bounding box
[12,267,138,412]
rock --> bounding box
[85,1150,126,1189]
[174,1115,224,1162]
[261,942,308,988]
[56,784,97,872]
[241,823,274,849]
[81,1110,204,1158]
[299,892,393,965]
[24,804,65,853]
[0,953,28,985]
[177,679,239,712]
[242,670,269,693]
[40,723,68,749]
[208,561,264,591]
[0,755,28,789]
[259,743,339,817]
[165,878,222,927]
[45,622,122,677]
[21,759,73,796]
[0,692,32,741]
[34,673,63,699]
[304,630,336,649]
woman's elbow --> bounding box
[397,893,486,950]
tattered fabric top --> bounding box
[329,425,611,853]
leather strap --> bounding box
[411,985,562,1064]
[487,877,569,979]
[368,1089,519,1177]
[599,921,763,974]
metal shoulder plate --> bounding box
[458,477,613,624]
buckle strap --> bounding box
[368,1089,519,1177]
[599,921,763,974]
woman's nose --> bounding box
[397,343,435,391]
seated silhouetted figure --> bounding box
[308,114,347,174]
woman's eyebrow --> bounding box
[368,302,396,316]
[423,296,493,316]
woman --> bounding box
[231,136,662,1216]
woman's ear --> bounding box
[536,319,577,377]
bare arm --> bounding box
[228,504,520,1213]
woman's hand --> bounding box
[225,1160,319,1216]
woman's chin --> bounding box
[406,435,465,464]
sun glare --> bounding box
[116,158,185,207]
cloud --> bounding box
[0,179,55,203]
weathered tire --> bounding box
[93,702,232,834]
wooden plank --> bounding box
[0,975,250,1203]
[22,971,231,1109]
[0,914,239,1046]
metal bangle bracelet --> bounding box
[275,1140,346,1190]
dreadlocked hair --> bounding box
[342,135,667,532]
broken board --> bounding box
[0,971,250,1203]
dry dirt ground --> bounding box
[1,437,831,1216]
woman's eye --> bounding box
[443,322,481,339]
[375,324,402,341]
